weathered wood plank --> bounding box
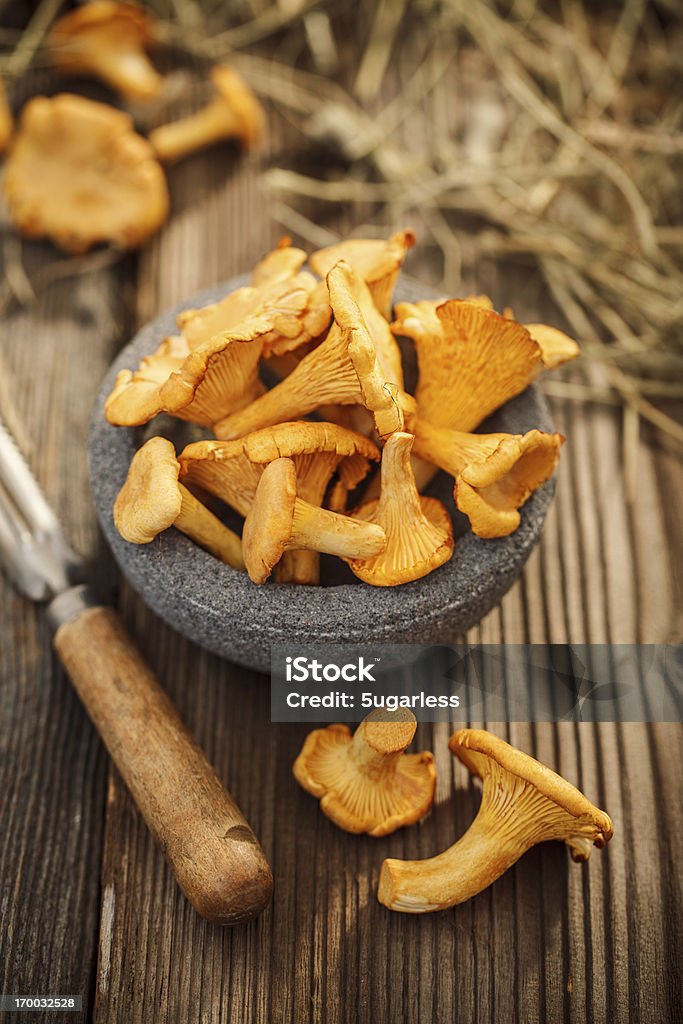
[0,257,128,1017]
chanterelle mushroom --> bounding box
[293,709,436,837]
[105,277,311,426]
[243,421,380,584]
[329,259,405,389]
[525,322,581,370]
[378,728,614,913]
[250,239,331,358]
[213,262,406,441]
[349,432,453,586]
[391,298,578,492]
[114,437,244,570]
[47,2,163,102]
[4,94,168,254]
[178,421,379,584]
[413,420,564,537]
[149,65,264,164]
[310,229,415,318]
[242,458,386,584]
[392,299,579,432]
[178,438,263,517]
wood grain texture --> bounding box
[54,603,272,925]
[0,256,126,1018]
[1,69,681,1024]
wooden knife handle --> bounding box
[50,586,273,926]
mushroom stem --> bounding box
[376,430,421,518]
[378,801,522,913]
[349,432,453,586]
[290,500,385,560]
[348,712,417,776]
[99,50,162,101]
[150,100,241,164]
[175,483,245,570]
[274,549,319,586]
[412,419,508,477]
[213,327,359,439]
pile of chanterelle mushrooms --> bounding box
[294,714,613,913]
[1,2,265,254]
[108,230,579,586]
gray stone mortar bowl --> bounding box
[90,275,556,673]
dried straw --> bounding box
[0,0,680,447]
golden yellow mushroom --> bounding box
[329,258,404,389]
[397,300,543,432]
[242,420,380,583]
[149,65,264,163]
[242,458,386,584]
[525,322,580,370]
[178,439,263,518]
[47,1,162,102]
[349,432,453,586]
[310,229,415,318]
[293,709,436,837]
[413,419,564,537]
[250,239,331,358]
[392,297,578,491]
[105,277,311,427]
[4,95,168,254]
[379,729,613,913]
[114,436,244,570]
[393,298,579,431]
[214,262,407,441]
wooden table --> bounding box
[1,84,681,1024]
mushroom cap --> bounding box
[210,65,265,150]
[243,419,379,466]
[105,334,189,426]
[114,436,181,543]
[349,432,453,586]
[245,419,380,508]
[251,237,307,286]
[262,276,331,358]
[47,2,161,100]
[248,243,332,358]
[450,729,614,860]
[242,458,297,584]
[4,94,168,254]
[406,299,542,432]
[106,278,311,427]
[178,439,263,517]
[310,229,415,317]
[177,278,308,352]
[293,709,436,836]
[351,494,453,585]
[48,1,155,45]
[392,299,579,431]
[454,428,564,537]
[178,422,378,522]
[327,262,406,437]
[526,323,580,371]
